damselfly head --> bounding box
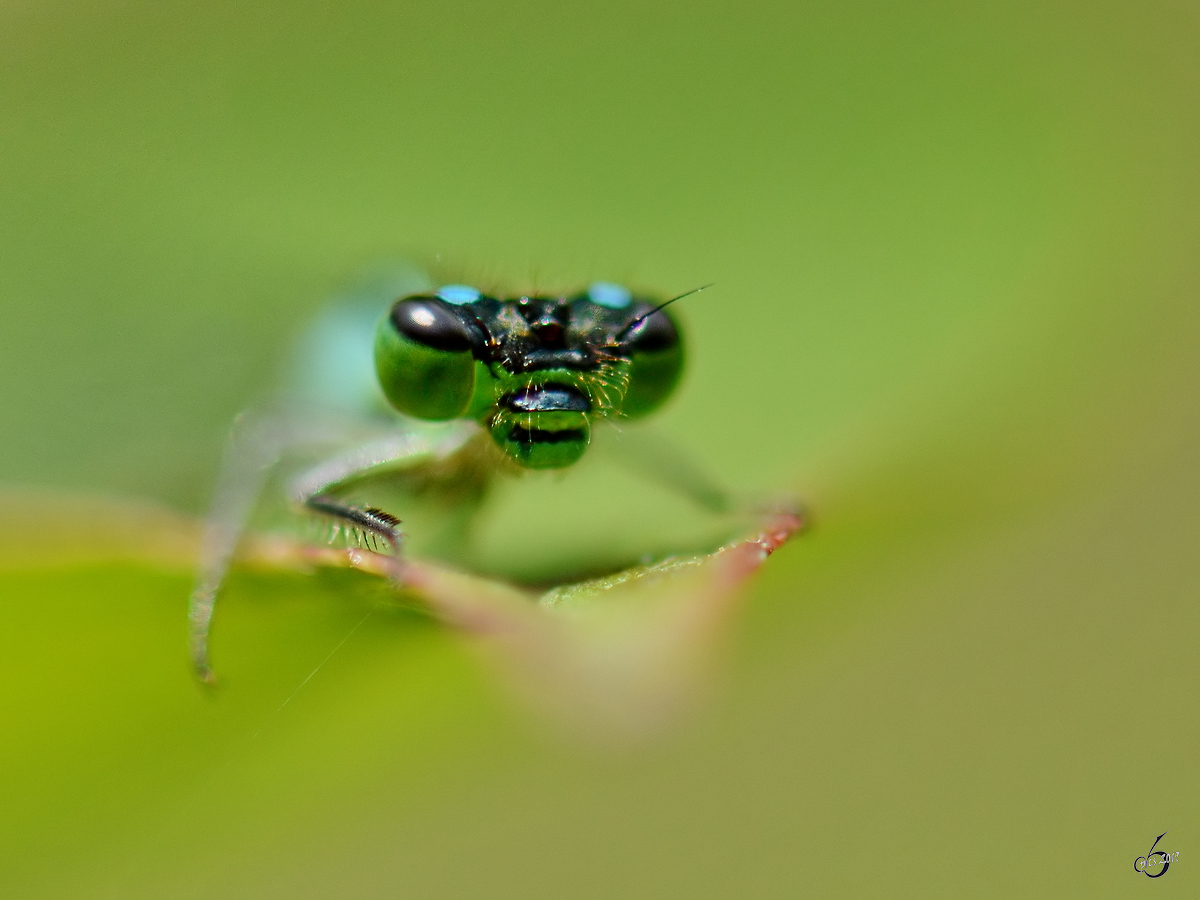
[374,282,687,468]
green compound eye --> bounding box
[621,307,684,418]
[375,297,476,420]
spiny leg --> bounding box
[296,495,405,581]
[189,417,476,683]
[286,429,473,579]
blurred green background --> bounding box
[1,0,1197,896]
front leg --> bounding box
[189,422,476,683]
[288,436,428,576]
[303,496,403,556]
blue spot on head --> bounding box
[587,281,632,309]
[437,284,481,305]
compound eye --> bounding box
[375,297,476,421]
[622,308,684,419]
[390,298,472,352]
[624,309,679,354]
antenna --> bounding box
[616,283,713,342]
